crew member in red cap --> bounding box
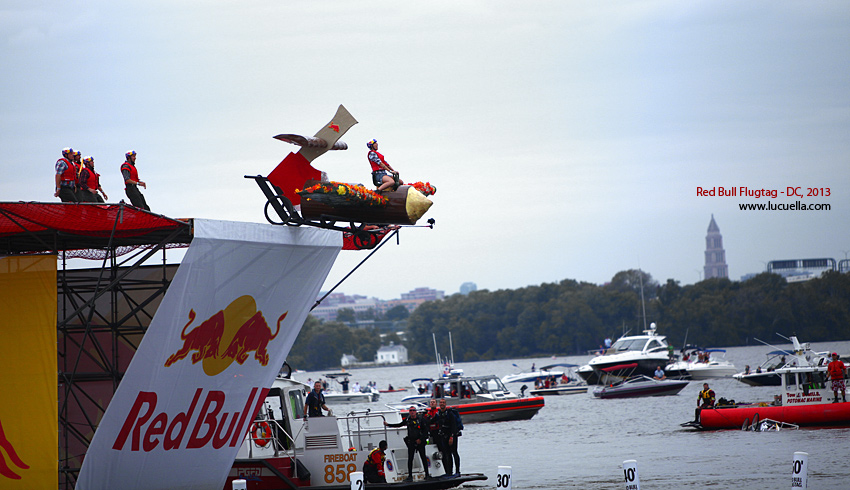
[54,147,78,202]
[827,352,846,403]
[120,150,150,210]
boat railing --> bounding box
[339,411,394,452]
[245,414,306,471]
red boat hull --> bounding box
[698,402,850,430]
[451,397,545,423]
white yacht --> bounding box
[577,323,674,385]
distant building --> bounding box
[311,287,445,322]
[340,354,358,368]
[460,282,477,295]
[767,258,836,283]
[375,343,408,365]
[703,214,729,279]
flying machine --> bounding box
[246,105,436,250]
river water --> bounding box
[294,339,850,490]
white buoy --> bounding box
[350,471,364,490]
[232,479,247,490]
[497,465,512,490]
[792,452,808,488]
[623,460,640,490]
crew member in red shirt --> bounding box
[362,440,387,483]
[828,352,846,403]
[367,139,403,192]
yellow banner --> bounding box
[0,255,57,487]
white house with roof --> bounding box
[375,343,408,365]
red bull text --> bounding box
[112,387,269,452]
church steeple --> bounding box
[704,214,728,279]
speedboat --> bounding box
[321,372,380,404]
[227,375,488,489]
[683,362,850,431]
[592,364,689,399]
[578,323,674,385]
[732,336,830,387]
[502,364,566,384]
[395,370,545,423]
[502,363,588,396]
[665,349,738,379]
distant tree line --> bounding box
[286,270,850,370]
[404,270,850,364]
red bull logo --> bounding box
[328,123,340,133]
[164,295,287,376]
[0,419,29,480]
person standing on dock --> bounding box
[827,352,846,403]
[384,406,431,481]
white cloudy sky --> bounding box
[2,1,848,300]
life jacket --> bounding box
[364,448,385,475]
[57,158,76,184]
[83,167,100,191]
[368,151,387,172]
[698,389,715,406]
[121,161,139,188]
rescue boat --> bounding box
[683,363,850,431]
[227,375,487,489]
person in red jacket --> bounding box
[80,156,108,202]
[367,139,403,192]
[827,352,846,403]
[54,147,78,202]
[121,150,150,210]
[362,440,387,483]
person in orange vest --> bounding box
[72,150,85,201]
[362,440,387,483]
[366,139,403,192]
[54,147,78,202]
[80,156,108,202]
[120,150,149,210]
[827,352,846,403]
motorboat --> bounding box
[592,364,689,399]
[227,375,488,489]
[503,363,588,396]
[682,362,850,431]
[502,364,567,384]
[395,370,545,423]
[732,336,830,387]
[665,349,738,379]
[321,372,380,404]
[578,323,675,385]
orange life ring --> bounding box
[251,421,272,447]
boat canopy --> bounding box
[541,363,580,369]
[600,363,638,372]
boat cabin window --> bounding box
[289,390,305,419]
[645,339,665,353]
[785,372,798,390]
[611,338,644,352]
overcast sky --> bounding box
[2,1,848,300]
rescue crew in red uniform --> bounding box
[362,440,388,483]
[367,139,403,192]
[80,156,108,203]
[827,352,846,403]
[121,150,150,210]
[55,147,78,202]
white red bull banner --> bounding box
[78,220,341,490]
